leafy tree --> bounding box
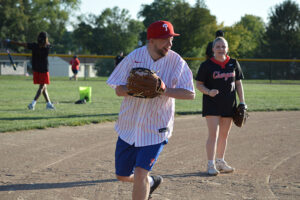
[55,31,77,54]
[139,0,218,55]
[73,7,144,55]
[235,15,266,58]
[264,0,300,58]
[220,15,265,59]
[0,0,80,53]
[176,1,218,56]
[95,58,115,76]
[238,15,265,36]
[73,7,144,75]
[0,0,28,47]
[73,21,94,54]
[138,0,218,75]
[182,1,219,75]
[221,26,243,58]
[139,0,182,28]
[262,0,300,79]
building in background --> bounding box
[0,55,97,78]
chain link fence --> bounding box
[239,60,300,80]
[186,58,300,81]
[1,53,300,81]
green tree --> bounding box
[176,1,218,56]
[221,15,265,59]
[74,7,144,55]
[73,20,94,54]
[138,0,218,75]
[0,0,28,46]
[139,0,218,56]
[0,0,80,53]
[55,31,78,54]
[264,0,300,58]
[235,15,266,58]
[73,7,144,75]
[222,26,244,58]
[95,7,144,54]
[95,59,115,76]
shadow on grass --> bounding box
[0,179,118,191]
[0,113,119,121]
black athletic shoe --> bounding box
[149,175,163,199]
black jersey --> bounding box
[195,56,244,117]
[27,43,50,73]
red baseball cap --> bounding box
[147,20,180,40]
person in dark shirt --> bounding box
[5,32,55,110]
[205,30,225,59]
[196,37,246,176]
[115,52,124,67]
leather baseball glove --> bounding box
[233,103,249,127]
[126,68,166,98]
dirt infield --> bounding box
[0,111,299,200]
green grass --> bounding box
[1,76,300,132]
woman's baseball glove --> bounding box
[233,103,249,127]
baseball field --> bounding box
[0,76,300,199]
[0,76,300,132]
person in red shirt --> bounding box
[70,55,80,80]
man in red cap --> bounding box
[107,20,195,200]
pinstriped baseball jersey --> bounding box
[107,46,195,147]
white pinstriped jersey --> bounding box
[107,46,195,147]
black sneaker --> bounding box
[75,99,86,104]
[149,175,163,199]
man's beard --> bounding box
[155,46,169,58]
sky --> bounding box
[74,0,292,27]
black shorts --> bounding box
[202,97,235,117]
[72,69,78,74]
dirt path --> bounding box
[0,111,299,200]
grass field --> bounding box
[0,76,300,132]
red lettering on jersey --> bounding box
[213,71,235,81]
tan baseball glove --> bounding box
[126,68,166,98]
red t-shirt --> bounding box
[70,58,80,70]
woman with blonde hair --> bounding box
[195,37,246,175]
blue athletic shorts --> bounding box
[115,137,167,176]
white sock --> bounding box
[31,100,36,106]
[208,160,215,166]
[148,176,154,187]
[216,158,224,162]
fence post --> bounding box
[269,62,272,84]
[23,61,27,76]
[83,57,87,81]
[84,64,88,80]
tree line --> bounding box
[1,0,299,76]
